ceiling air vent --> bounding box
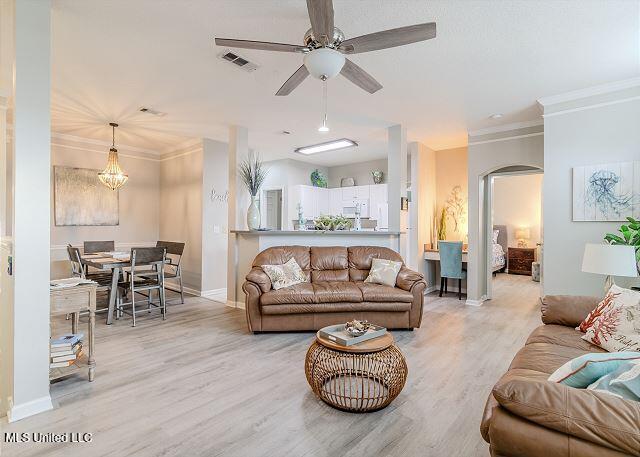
[219,50,259,72]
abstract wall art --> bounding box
[54,166,119,226]
[573,161,639,221]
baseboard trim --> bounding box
[164,283,200,297]
[201,288,227,303]
[225,301,245,310]
[465,295,488,307]
[8,395,53,422]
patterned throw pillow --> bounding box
[579,285,640,352]
[261,258,307,290]
[587,360,640,401]
[364,258,402,287]
[548,352,640,387]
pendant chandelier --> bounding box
[98,122,128,190]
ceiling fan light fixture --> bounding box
[303,47,345,80]
[318,121,329,132]
[295,138,357,155]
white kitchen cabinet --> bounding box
[341,186,356,201]
[316,187,329,216]
[369,184,388,223]
[289,185,330,221]
[356,185,370,199]
[329,188,342,215]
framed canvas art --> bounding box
[54,166,119,226]
[572,161,639,221]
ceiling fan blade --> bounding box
[340,59,382,94]
[215,38,305,53]
[306,0,334,45]
[276,65,310,96]
[338,22,436,54]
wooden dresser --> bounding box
[507,247,536,276]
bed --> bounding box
[492,224,507,273]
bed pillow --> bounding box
[261,258,307,290]
[588,360,640,401]
[579,285,640,352]
[548,352,640,388]
[364,258,402,287]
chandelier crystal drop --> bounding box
[98,122,128,190]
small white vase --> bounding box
[247,196,260,230]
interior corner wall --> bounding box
[409,142,436,278]
[543,98,640,296]
[201,138,229,295]
[159,144,204,293]
[50,139,161,278]
[435,147,468,241]
[467,130,544,302]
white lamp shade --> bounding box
[303,48,345,80]
[515,227,530,240]
[581,243,639,277]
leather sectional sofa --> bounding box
[481,295,640,457]
[242,245,426,332]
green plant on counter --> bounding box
[314,215,352,231]
[437,207,447,240]
[604,216,640,272]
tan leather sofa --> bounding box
[242,245,426,332]
[481,295,640,457]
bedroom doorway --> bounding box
[486,169,543,300]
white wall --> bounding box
[493,173,543,248]
[542,81,640,296]
[327,158,388,187]
[201,138,229,295]
[160,144,204,292]
[435,147,468,241]
[50,137,160,278]
[409,142,436,277]
[467,124,544,303]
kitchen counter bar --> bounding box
[230,230,404,236]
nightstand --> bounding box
[508,247,536,275]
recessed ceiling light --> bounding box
[295,138,357,155]
[490,113,503,119]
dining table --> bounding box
[81,252,165,325]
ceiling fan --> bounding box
[215,0,436,96]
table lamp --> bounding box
[515,227,530,248]
[581,243,639,293]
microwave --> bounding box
[342,199,369,218]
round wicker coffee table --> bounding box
[305,331,408,412]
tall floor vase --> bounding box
[247,196,260,230]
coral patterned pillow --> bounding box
[579,285,640,352]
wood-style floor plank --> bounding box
[0,274,541,457]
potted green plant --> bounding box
[238,153,268,230]
[604,216,640,274]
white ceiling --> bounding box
[51,0,640,166]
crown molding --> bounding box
[537,77,640,107]
[51,132,163,156]
[467,119,543,137]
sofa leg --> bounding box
[439,277,444,297]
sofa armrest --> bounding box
[246,267,271,293]
[492,376,640,456]
[540,295,601,327]
[396,266,425,291]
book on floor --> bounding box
[50,333,84,349]
[50,350,83,368]
[51,341,82,355]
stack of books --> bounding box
[50,333,84,369]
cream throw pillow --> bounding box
[365,258,402,287]
[580,285,640,352]
[261,258,307,290]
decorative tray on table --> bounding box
[318,323,387,347]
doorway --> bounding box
[485,169,543,300]
[264,189,283,230]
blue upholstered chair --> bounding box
[439,241,466,300]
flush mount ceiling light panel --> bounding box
[214,0,436,96]
[294,138,357,155]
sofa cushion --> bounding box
[509,342,591,374]
[492,376,640,456]
[526,325,606,352]
[253,245,311,277]
[348,246,403,282]
[356,282,413,303]
[260,283,315,306]
[260,301,411,315]
[364,258,402,287]
[261,258,307,290]
[310,247,349,282]
[313,282,363,303]
[548,352,640,387]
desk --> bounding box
[424,249,469,262]
[50,283,97,381]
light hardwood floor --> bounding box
[1,274,541,457]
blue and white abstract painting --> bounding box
[573,161,639,221]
